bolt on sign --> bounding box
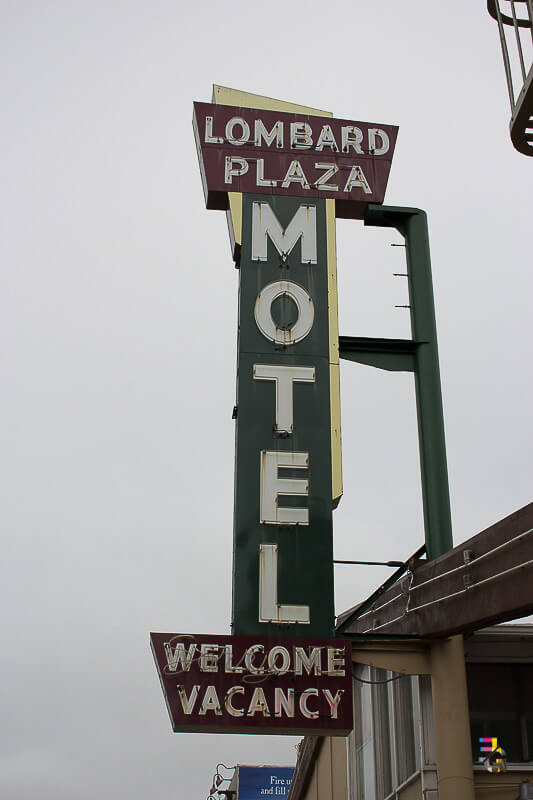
[150,633,352,736]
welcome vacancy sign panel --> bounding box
[150,633,352,736]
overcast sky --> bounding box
[2,2,531,798]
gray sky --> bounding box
[1,2,531,798]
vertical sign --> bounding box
[232,194,335,638]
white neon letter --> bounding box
[244,644,265,675]
[177,684,199,715]
[341,126,364,154]
[281,160,310,189]
[314,163,339,192]
[224,156,249,185]
[204,116,223,144]
[256,159,277,188]
[253,364,315,434]
[199,685,222,716]
[267,646,291,675]
[290,122,313,149]
[323,689,344,719]
[315,124,339,152]
[247,687,271,717]
[368,128,390,155]
[254,281,314,347]
[225,117,250,145]
[199,644,219,672]
[224,644,244,674]
[326,647,346,676]
[225,686,245,717]
[259,544,310,624]
[260,450,309,525]
[251,201,317,263]
[343,165,372,194]
[274,687,295,717]
[164,642,196,672]
[299,688,319,719]
[255,119,283,148]
[294,647,323,676]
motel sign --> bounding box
[192,89,399,639]
[233,195,335,637]
[150,86,420,736]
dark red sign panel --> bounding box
[150,632,353,736]
[193,101,398,217]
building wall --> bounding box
[288,628,533,800]
[395,774,422,800]
[301,738,347,800]
[475,770,533,799]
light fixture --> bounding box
[208,763,236,800]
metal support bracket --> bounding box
[339,205,453,562]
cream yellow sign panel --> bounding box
[213,85,342,507]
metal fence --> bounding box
[488,0,533,155]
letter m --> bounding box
[252,202,317,264]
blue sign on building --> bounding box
[236,766,294,800]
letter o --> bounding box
[254,280,314,346]
[226,117,250,145]
[267,646,291,675]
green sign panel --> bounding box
[232,194,335,638]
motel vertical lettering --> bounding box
[232,195,335,638]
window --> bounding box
[372,669,393,799]
[467,663,533,764]
[348,666,422,800]
[348,665,365,800]
[393,673,417,783]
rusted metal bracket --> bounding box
[340,205,453,563]
[338,502,533,639]
[336,544,426,637]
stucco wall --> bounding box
[300,738,347,800]
[475,770,533,799]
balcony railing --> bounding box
[488,0,533,155]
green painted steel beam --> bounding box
[339,336,419,372]
[362,205,453,561]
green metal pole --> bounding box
[365,205,453,560]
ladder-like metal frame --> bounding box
[488,0,533,155]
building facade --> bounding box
[288,625,533,800]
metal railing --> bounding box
[488,0,533,155]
